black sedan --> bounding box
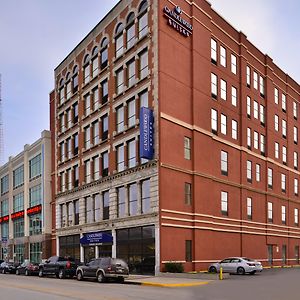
[16,261,39,276]
[0,262,18,274]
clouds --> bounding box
[210,0,300,83]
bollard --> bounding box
[219,267,223,280]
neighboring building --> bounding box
[50,0,300,274]
[0,130,52,263]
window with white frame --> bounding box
[220,46,226,67]
[85,160,91,184]
[247,197,252,219]
[282,94,286,111]
[139,49,149,79]
[256,164,260,182]
[268,202,273,222]
[128,139,136,168]
[293,101,298,119]
[247,96,251,117]
[274,115,279,132]
[282,119,287,138]
[268,168,273,188]
[84,126,90,149]
[294,152,298,169]
[116,69,124,94]
[294,126,298,143]
[221,150,228,175]
[93,156,100,180]
[259,76,264,96]
[295,179,299,196]
[231,86,237,106]
[247,160,252,182]
[231,54,237,74]
[281,206,286,224]
[116,106,124,133]
[253,101,259,119]
[246,66,251,86]
[221,191,228,215]
[274,88,279,104]
[84,94,91,116]
[127,59,136,88]
[115,23,124,57]
[83,55,90,84]
[260,134,265,155]
[232,120,238,140]
[254,131,259,149]
[211,39,217,63]
[116,144,125,172]
[127,98,136,128]
[253,71,258,89]
[247,128,251,148]
[184,137,191,160]
[126,13,135,49]
[221,79,227,100]
[275,142,279,159]
[281,174,286,192]
[295,208,299,225]
[93,121,99,145]
[211,73,217,97]
[260,104,265,124]
[282,146,287,164]
[211,109,217,132]
[138,1,148,38]
[221,114,227,135]
[92,47,99,78]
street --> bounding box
[1,268,300,300]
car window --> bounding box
[220,259,231,264]
[49,256,59,263]
[230,259,240,263]
[112,259,127,267]
[242,257,254,262]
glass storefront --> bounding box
[14,244,25,263]
[116,225,155,274]
[59,234,80,260]
[30,242,42,263]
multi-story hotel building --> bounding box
[0,130,52,263]
[50,0,300,273]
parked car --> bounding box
[38,256,78,279]
[208,257,263,275]
[76,257,129,283]
[16,261,39,276]
[0,262,18,274]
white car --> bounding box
[208,257,263,275]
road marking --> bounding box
[141,281,210,287]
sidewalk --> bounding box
[124,274,214,288]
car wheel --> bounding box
[25,269,29,276]
[237,267,245,275]
[77,271,83,281]
[117,277,124,283]
[16,269,19,275]
[2,269,6,274]
[250,271,256,275]
[209,266,217,273]
[97,271,105,283]
[58,269,66,279]
[38,269,43,277]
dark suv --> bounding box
[39,256,78,279]
[76,257,129,283]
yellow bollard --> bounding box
[219,267,223,280]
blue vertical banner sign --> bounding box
[140,107,154,159]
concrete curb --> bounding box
[124,280,211,288]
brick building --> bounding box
[50,0,300,273]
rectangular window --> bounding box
[103,191,109,220]
[73,133,78,156]
[116,106,124,133]
[1,199,8,217]
[274,115,279,131]
[29,185,42,207]
[295,179,299,196]
[102,151,109,177]
[93,122,99,146]
[139,50,149,79]
[221,114,227,135]
[74,165,79,188]
[281,206,286,224]
[221,150,228,175]
[93,87,99,110]
[259,76,265,96]
[282,94,286,112]
[93,156,100,181]
[140,90,148,108]
[184,137,191,160]
[254,131,259,149]
[73,102,78,124]
[29,213,42,235]
[211,109,217,133]
[282,146,287,164]
[274,88,279,104]
[220,46,226,67]
[253,101,259,119]
[211,73,217,97]
[92,55,99,78]
[294,126,298,144]
[101,114,108,140]
[13,192,24,212]
[185,240,192,262]
[13,165,24,189]
[128,98,136,128]
[231,86,237,106]
[211,39,217,63]
[260,134,265,155]
[281,174,286,192]
[13,218,24,238]
[293,101,298,119]
[127,23,135,49]
[84,160,91,184]
[221,191,228,215]
[221,79,227,100]
[128,139,136,168]
[1,223,8,239]
[247,128,251,148]
[294,152,298,169]
[185,183,192,205]
[247,96,251,117]
[84,94,91,116]
[247,160,252,182]
[117,144,125,172]
[275,142,279,159]
[232,120,238,140]
[129,184,138,216]
[142,179,151,213]
[260,104,265,125]
[231,54,237,74]
[116,69,124,94]
[66,109,72,129]
[268,168,273,188]
[117,186,126,218]
[84,126,90,149]
[246,66,251,87]
[253,71,258,90]
[115,34,124,57]
[29,154,42,180]
[101,80,108,104]
[255,164,260,182]
[127,60,136,87]
[268,202,273,222]
[247,197,252,219]
[138,11,148,38]
[295,208,299,225]
[85,196,94,223]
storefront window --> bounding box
[59,235,80,260]
[29,213,42,235]
[13,218,24,238]
[30,242,42,263]
[14,244,24,263]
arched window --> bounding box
[115,23,124,57]
[66,72,72,100]
[92,47,99,78]
[59,78,65,105]
[83,54,90,84]
[100,38,109,69]
[126,12,136,49]
[72,65,79,93]
[138,1,148,39]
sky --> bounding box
[0,0,299,164]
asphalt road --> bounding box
[1,268,300,300]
